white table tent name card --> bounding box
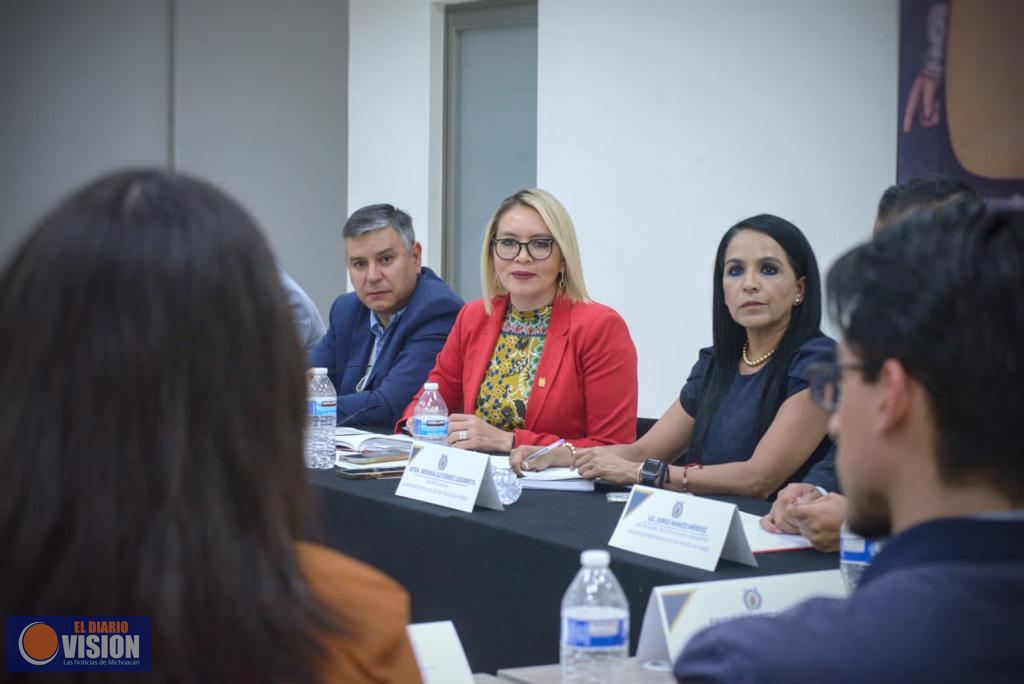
[396,443,504,512]
[635,569,847,665]
[608,486,756,571]
[406,621,474,684]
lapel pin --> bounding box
[538,377,546,388]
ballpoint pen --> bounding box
[523,438,566,464]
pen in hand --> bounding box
[523,438,566,466]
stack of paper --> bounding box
[335,428,415,464]
[520,467,594,491]
[333,459,408,479]
[334,428,414,479]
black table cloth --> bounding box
[308,470,837,673]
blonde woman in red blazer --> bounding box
[399,189,637,461]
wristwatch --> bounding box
[639,459,668,488]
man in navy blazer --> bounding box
[763,176,981,552]
[309,204,462,427]
[675,205,1024,683]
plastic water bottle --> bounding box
[839,521,885,591]
[560,550,629,683]
[305,368,337,469]
[411,382,448,445]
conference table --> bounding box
[309,469,836,674]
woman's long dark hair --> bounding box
[689,214,823,461]
[0,170,339,682]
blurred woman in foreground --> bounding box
[0,170,420,682]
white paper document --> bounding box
[608,486,756,571]
[334,429,415,452]
[739,511,814,553]
[396,444,504,512]
[406,621,474,684]
[635,570,847,664]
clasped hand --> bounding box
[761,482,846,553]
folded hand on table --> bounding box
[761,482,822,534]
[789,493,846,553]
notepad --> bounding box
[521,476,595,491]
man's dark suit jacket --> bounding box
[675,516,1024,683]
[309,267,462,426]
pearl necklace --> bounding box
[742,341,776,367]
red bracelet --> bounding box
[682,463,703,493]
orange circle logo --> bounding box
[19,622,59,666]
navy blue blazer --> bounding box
[308,267,463,427]
[675,516,1024,683]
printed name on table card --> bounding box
[395,444,503,512]
[635,570,847,665]
[608,486,756,571]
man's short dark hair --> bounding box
[876,175,979,225]
[342,203,415,252]
[827,204,1024,502]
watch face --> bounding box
[641,459,662,485]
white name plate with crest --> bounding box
[608,486,756,571]
[635,570,846,665]
[395,444,503,512]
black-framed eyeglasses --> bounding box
[492,237,556,261]
[807,361,864,411]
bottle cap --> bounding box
[312,367,328,375]
[580,549,610,568]
[424,382,439,391]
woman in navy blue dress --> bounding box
[517,214,834,500]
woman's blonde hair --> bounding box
[479,188,590,314]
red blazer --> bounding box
[401,295,638,447]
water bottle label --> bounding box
[561,617,628,648]
[308,398,337,418]
[412,416,448,438]
[840,536,879,565]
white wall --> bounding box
[538,0,898,415]
[347,0,447,267]
[175,0,349,318]
[0,0,170,263]
[347,0,898,415]
[0,0,349,320]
